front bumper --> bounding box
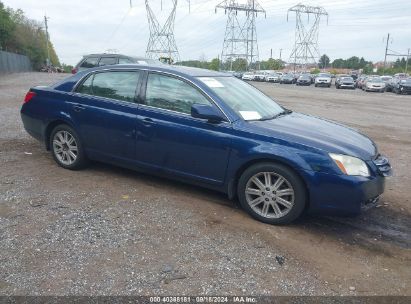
[316,82,330,86]
[366,86,384,91]
[399,85,411,94]
[340,84,355,88]
[302,154,391,216]
[303,170,386,215]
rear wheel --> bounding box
[237,163,306,225]
[50,124,88,170]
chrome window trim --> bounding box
[138,103,231,125]
[71,91,140,108]
[72,67,232,123]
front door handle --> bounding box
[73,104,85,112]
[141,117,154,126]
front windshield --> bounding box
[318,73,331,78]
[369,78,382,83]
[197,77,284,121]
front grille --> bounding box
[373,154,392,177]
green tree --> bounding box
[209,58,220,71]
[260,58,283,70]
[0,2,60,69]
[0,2,15,49]
[332,58,345,68]
[318,54,330,69]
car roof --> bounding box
[78,64,230,78]
[84,53,131,58]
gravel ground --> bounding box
[0,73,410,296]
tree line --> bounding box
[176,57,284,71]
[319,54,410,74]
[0,1,59,70]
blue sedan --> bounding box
[20,64,392,224]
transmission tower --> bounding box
[287,4,328,70]
[216,0,265,71]
[145,0,180,63]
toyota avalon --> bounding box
[20,65,391,224]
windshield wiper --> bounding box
[259,109,292,121]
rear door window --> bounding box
[98,57,118,66]
[76,71,141,103]
[80,57,99,68]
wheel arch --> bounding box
[44,119,77,150]
[228,157,310,210]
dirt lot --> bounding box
[0,73,410,296]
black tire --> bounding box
[50,124,88,170]
[315,84,318,87]
[237,162,307,225]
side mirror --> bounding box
[191,104,225,123]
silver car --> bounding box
[363,77,386,92]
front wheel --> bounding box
[237,163,306,225]
[50,124,88,170]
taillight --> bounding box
[24,91,36,104]
[71,68,77,74]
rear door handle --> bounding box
[73,104,85,112]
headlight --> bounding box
[329,153,370,177]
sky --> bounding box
[3,0,411,66]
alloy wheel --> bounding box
[245,172,295,219]
[52,130,78,166]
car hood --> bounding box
[249,112,377,160]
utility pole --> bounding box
[405,48,410,74]
[279,48,282,60]
[270,48,272,59]
[44,15,51,66]
[383,33,390,72]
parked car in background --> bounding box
[363,77,385,92]
[265,73,278,83]
[20,64,391,224]
[385,77,397,92]
[72,54,161,74]
[253,71,268,82]
[391,78,411,94]
[296,74,312,86]
[336,76,355,89]
[356,76,367,89]
[381,75,393,85]
[280,73,295,84]
[242,72,255,81]
[314,73,332,87]
[233,72,244,79]
[335,74,350,88]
